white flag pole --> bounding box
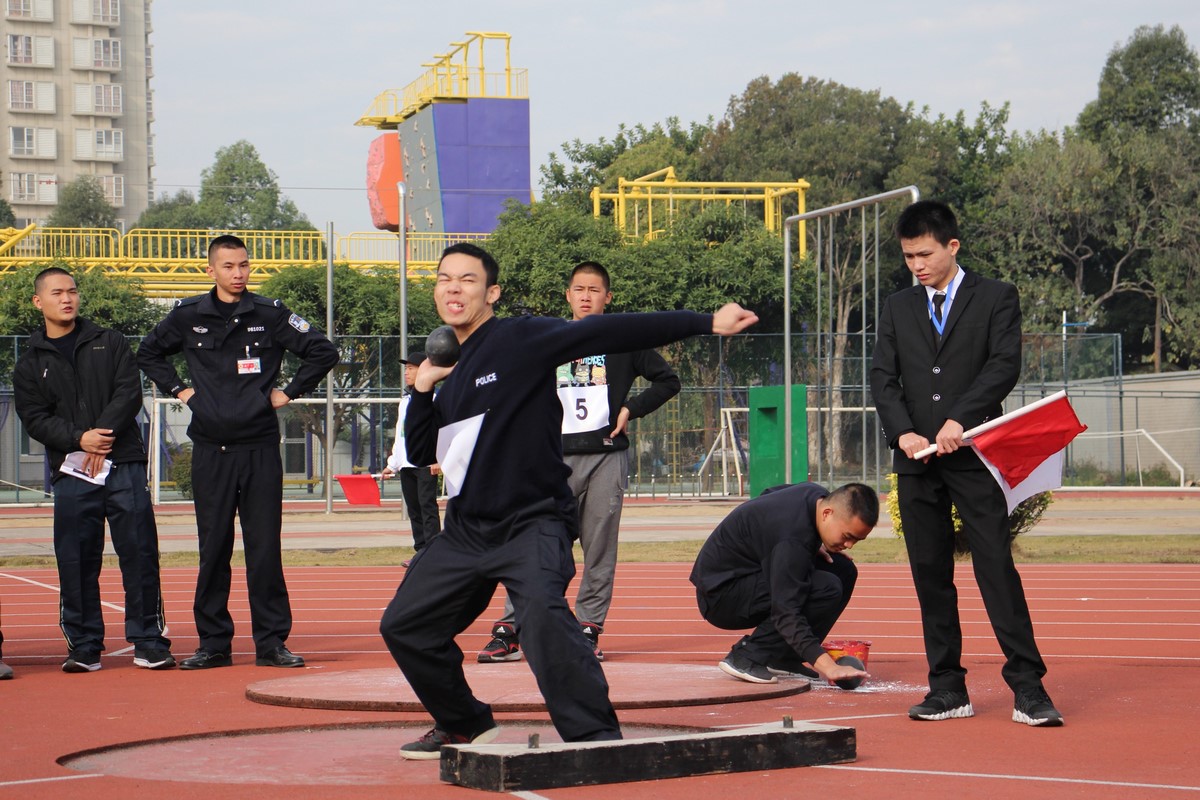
[911,390,1068,460]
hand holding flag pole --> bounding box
[910,391,1087,513]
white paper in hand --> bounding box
[59,451,112,486]
[436,412,485,499]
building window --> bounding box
[92,38,120,69]
[94,128,122,159]
[10,127,34,156]
[91,0,119,24]
[100,174,124,207]
[8,80,33,110]
[6,34,33,64]
[7,80,55,113]
[8,34,53,66]
[7,0,53,20]
[95,84,122,113]
[9,172,57,203]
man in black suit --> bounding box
[870,200,1062,727]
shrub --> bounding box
[885,472,1052,557]
[167,443,193,500]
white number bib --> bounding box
[558,385,610,435]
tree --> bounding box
[0,263,161,385]
[134,189,208,229]
[45,176,118,229]
[197,141,312,231]
[0,198,16,228]
[1078,24,1200,140]
[258,264,441,467]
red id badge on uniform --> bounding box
[237,358,262,374]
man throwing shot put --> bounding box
[379,243,758,758]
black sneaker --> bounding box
[1013,687,1064,727]
[909,689,974,720]
[133,647,176,670]
[767,662,821,681]
[62,650,101,673]
[580,622,604,661]
[718,653,777,684]
[477,623,521,662]
[398,725,501,760]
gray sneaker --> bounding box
[718,654,777,684]
[0,659,12,680]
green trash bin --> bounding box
[748,385,807,497]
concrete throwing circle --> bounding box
[245,662,812,711]
[59,721,703,785]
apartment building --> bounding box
[3,0,153,229]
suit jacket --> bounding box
[870,269,1022,475]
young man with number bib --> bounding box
[478,261,681,663]
[379,243,758,758]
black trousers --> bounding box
[52,462,169,654]
[399,466,441,551]
[379,508,621,743]
[191,444,290,655]
[697,553,857,666]
[898,466,1047,694]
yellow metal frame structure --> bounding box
[0,228,489,298]
[591,167,810,254]
[356,31,527,129]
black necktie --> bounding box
[933,292,946,323]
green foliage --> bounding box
[0,262,160,337]
[0,198,16,227]
[885,473,1053,557]
[1078,24,1200,139]
[45,176,118,229]
[167,443,193,500]
[134,190,209,229]
[197,141,313,231]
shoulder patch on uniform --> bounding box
[176,295,203,307]
[288,313,311,332]
[250,294,280,308]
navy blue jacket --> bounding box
[406,311,709,532]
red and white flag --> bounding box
[968,392,1087,513]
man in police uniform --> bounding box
[138,235,338,670]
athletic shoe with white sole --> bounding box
[133,647,176,670]
[477,623,521,662]
[399,725,501,760]
[1013,687,1064,727]
[62,650,101,673]
[718,653,777,684]
[909,689,974,720]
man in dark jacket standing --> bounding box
[137,235,338,670]
[478,261,681,663]
[14,267,172,673]
[870,200,1061,727]
[691,482,876,686]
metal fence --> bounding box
[5,329,1193,507]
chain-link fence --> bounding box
[2,331,1194,506]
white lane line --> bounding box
[815,764,1200,792]
[0,773,103,788]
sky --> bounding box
[149,1,1200,236]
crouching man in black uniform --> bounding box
[691,482,878,686]
[379,243,759,759]
[15,267,172,672]
[137,235,338,670]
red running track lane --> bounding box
[1,562,1199,799]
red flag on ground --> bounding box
[968,392,1087,513]
[335,474,381,506]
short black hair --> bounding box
[34,266,74,294]
[207,234,248,264]
[895,200,960,246]
[828,482,880,528]
[440,242,499,286]
[569,261,610,291]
